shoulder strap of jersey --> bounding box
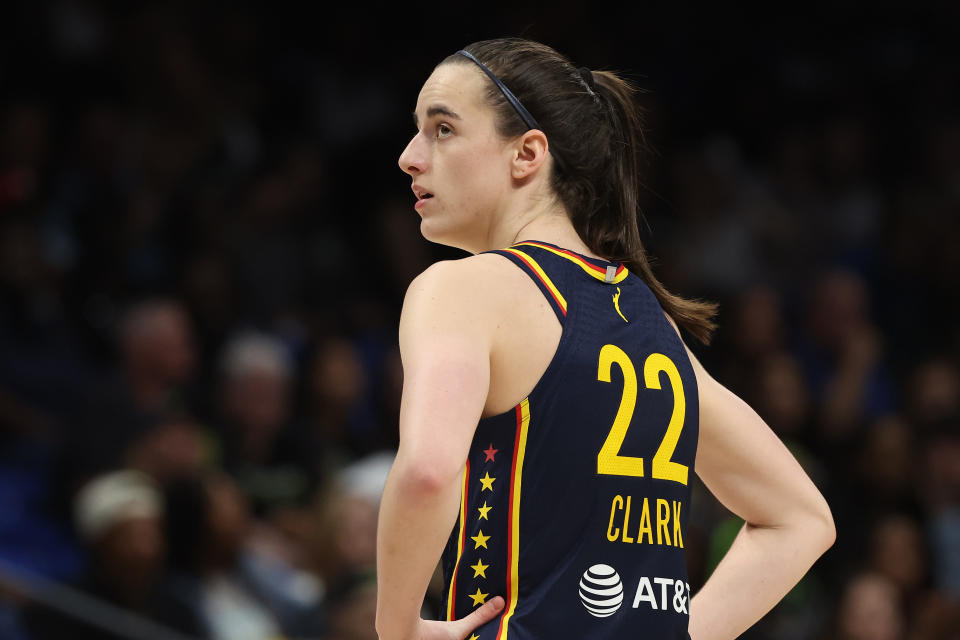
[483,247,568,323]
[512,240,629,284]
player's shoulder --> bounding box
[404,252,523,306]
[410,251,517,282]
[400,253,519,332]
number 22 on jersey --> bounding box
[596,344,689,485]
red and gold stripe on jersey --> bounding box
[512,241,628,284]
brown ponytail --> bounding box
[589,70,718,345]
[444,39,718,344]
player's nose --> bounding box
[398,133,427,176]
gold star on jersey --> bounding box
[471,559,489,578]
[477,501,492,520]
[469,588,489,607]
[479,472,496,492]
[471,530,490,550]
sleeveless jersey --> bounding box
[439,240,698,640]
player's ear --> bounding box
[511,129,550,180]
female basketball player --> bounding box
[376,39,835,640]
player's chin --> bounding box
[420,219,470,251]
[419,215,450,242]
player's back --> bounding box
[441,240,697,640]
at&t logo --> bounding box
[577,564,624,617]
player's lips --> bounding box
[412,184,434,210]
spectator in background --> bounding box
[158,472,324,640]
[755,352,813,442]
[720,285,787,400]
[123,412,209,487]
[69,299,198,484]
[306,454,388,640]
[831,415,922,577]
[23,470,167,640]
[322,574,378,640]
[308,337,380,461]
[856,416,918,510]
[217,331,318,515]
[908,358,960,429]
[869,514,929,606]
[305,455,388,594]
[118,299,197,416]
[921,431,960,599]
[800,270,895,444]
[834,522,960,640]
[214,331,322,589]
[307,490,378,608]
[909,595,960,640]
[911,360,960,624]
[833,572,904,640]
[862,513,960,640]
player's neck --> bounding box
[507,214,603,260]
[471,180,601,259]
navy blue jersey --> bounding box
[440,240,698,640]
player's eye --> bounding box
[436,123,453,139]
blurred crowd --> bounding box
[0,2,958,640]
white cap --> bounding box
[74,470,163,542]
[337,451,396,505]
[219,331,293,380]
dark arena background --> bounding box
[1,2,959,639]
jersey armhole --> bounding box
[483,248,567,324]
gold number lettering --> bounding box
[596,344,644,477]
[644,353,689,485]
[596,347,689,485]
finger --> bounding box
[454,596,506,637]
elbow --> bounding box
[800,497,836,556]
[797,481,837,555]
[819,503,837,553]
[404,468,458,497]
[774,494,836,557]
[392,454,462,497]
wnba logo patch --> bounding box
[578,564,624,617]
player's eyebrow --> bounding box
[413,105,462,128]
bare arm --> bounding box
[675,325,836,640]
[376,261,505,640]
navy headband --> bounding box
[456,50,542,131]
[455,49,566,172]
